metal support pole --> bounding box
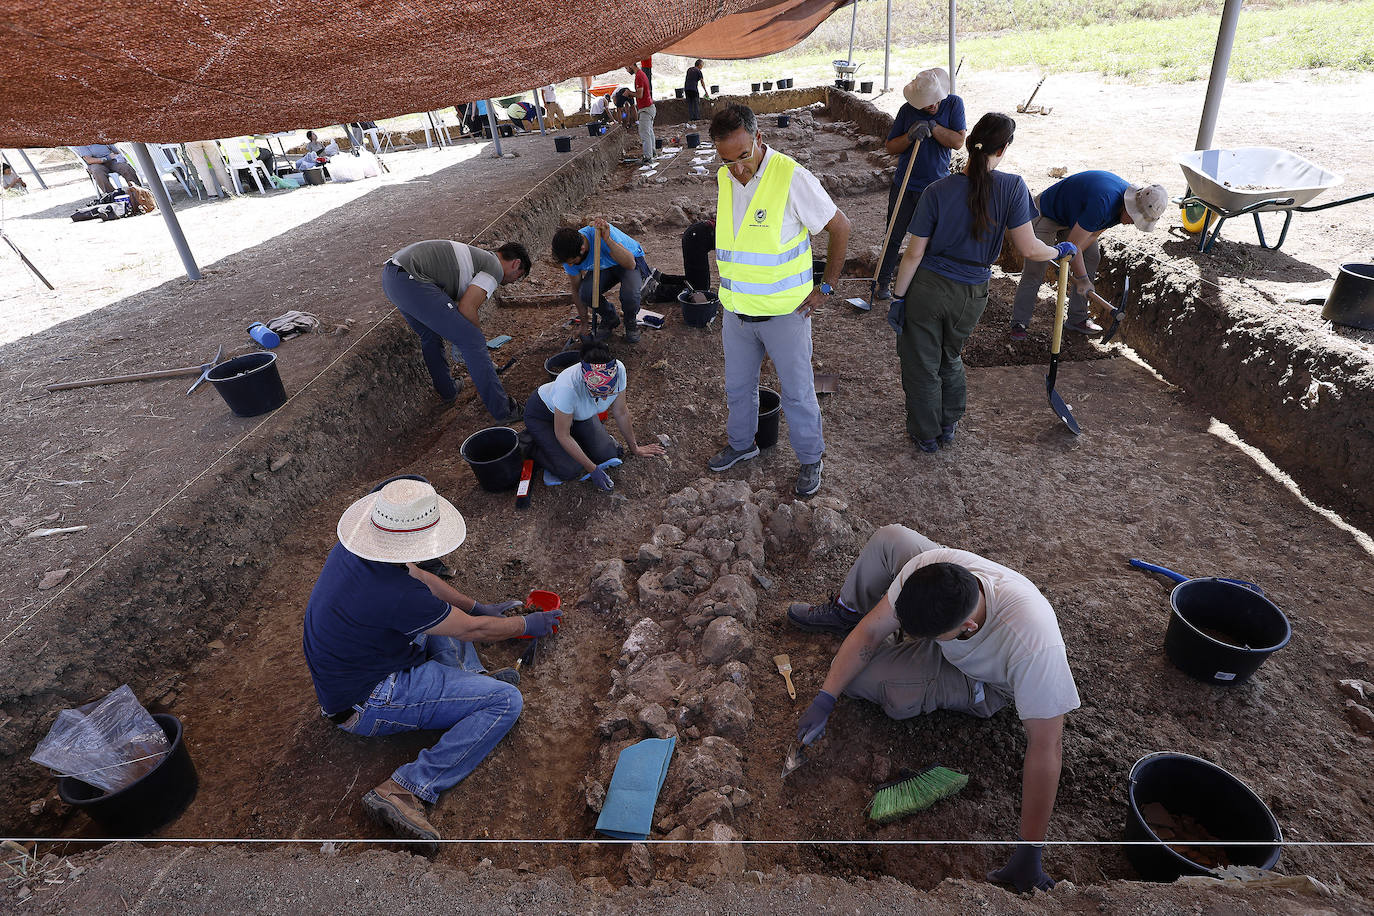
[948,0,957,95]
[1195,0,1244,151]
[130,142,202,281]
[484,101,505,158]
[847,0,858,64]
[531,91,548,135]
[883,0,892,91]
[14,149,48,189]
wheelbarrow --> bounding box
[1176,147,1374,253]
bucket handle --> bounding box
[1129,559,1264,595]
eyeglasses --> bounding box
[719,140,759,166]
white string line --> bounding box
[50,751,169,780]
[0,138,607,649]
[5,837,1374,847]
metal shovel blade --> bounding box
[1045,361,1081,435]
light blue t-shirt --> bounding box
[74,144,121,162]
[1037,170,1128,233]
[561,225,646,276]
[537,360,628,420]
[908,170,1036,285]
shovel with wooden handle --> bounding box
[862,132,925,311]
[1087,276,1130,344]
[46,345,224,394]
[1045,257,1082,434]
[590,227,602,340]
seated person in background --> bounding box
[303,476,562,851]
[552,218,656,344]
[305,130,325,153]
[295,147,328,172]
[523,340,665,489]
[72,143,150,212]
[589,92,610,123]
[2,162,26,191]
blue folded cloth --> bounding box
[543,456,622,487]
[594,736,676,840]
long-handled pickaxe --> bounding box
[46,345,225,394]
[1045,258,1081,434]
[1087,276,1131,344]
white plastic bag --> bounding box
[30,685,169,793]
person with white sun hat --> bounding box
[302,477,562,853]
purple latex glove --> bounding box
[522,608,564,638]
[987,841,1055,892]
[796,690,837,745]
[589,467,614,492]
[471,599,523,617]
[1053,241,1078,260]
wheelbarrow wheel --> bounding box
[1181,202,1211,234]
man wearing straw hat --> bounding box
[873,67,967,301]
[303,478,563,851]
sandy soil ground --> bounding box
[3,71,1373,909]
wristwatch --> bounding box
[820,282,834,295]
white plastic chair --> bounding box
[224,137,273,194]
[153,144,198,200]
[70,145,126,194]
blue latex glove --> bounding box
[589,467,615,492]
[522,608,564,638]
[471,598,523,618]
[887,296,906,334]
[796,690,837,745]
[1053,241,1078,260]
[987,841,1055,892]
[907,121,932,142]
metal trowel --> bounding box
[781,742,809,779]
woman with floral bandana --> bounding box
[522,341,665,490]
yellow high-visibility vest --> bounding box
[715,152,813,316]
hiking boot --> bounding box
[937,423,957,446]
[873,283,892,301]
[1009,322,1028,341]
[913,436,939,453]
[1066,317,1103,336]
[795,459,823,498]
[709,443,759,471]
[624,324,641,343]
[362,779,440,855]
[489,667,521,687]
[439,377,465,404]
[787,595,863,634]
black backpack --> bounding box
[71,190,132,222]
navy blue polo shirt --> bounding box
[887,95,967,193]
[908,170,1036,285]
[1037,170,1129,232]
[302,543,450,715]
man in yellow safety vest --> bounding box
[706,104,850,498]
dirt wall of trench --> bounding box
[0,134,623,829]
[1095,240,1374,527]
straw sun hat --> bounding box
[337,478,467,563]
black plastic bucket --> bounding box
[554,135,572,153]
[762,81,773,91]
[302,167,326,186]
[460,427,523,492]
[207,352,287,418]
[656,137,664,149]
[1125,752,1281,880]
[751,82,762,93]
[678,288,718,328]
[756,386,781,448]
[675,87,685,98]
[686,133,701,148]
[1165,578,1291,685]
[1321,262,1374,330]
[586,122,603,137]
[778,115,791,128]
[860,80,874,93]
[58,713,198,837]
[710,85,720,94]
[544,349,582,377]
[842,80,855,91]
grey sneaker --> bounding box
[795,459,823,498]
[709,443,760,471]
[787,595,862,634]
[624,324,641,343]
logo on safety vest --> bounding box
[753,208,767,224]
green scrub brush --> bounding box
[866,765,969,823]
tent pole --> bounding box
[1195,0,1243,150]
[532,90,548,135]
[948,0,957,94]
[847,0,858,64]
[883,0,892,90]
[130,142,201,281]
[485,101,505,158]
[12,149,49,189]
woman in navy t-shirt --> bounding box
[889,112,1076,452]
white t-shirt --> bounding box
[537,360,628,421]
[726,145,837,240]
[541,84,558,103]
[590,95,608,116]
[885,547,1081,721]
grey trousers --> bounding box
[87,159,141,195]
[1010,203,1101,327]
[721,310,824,464]
[841,524,1009,720]
[637,105,657,160]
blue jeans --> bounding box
[338,635,523,804]
[578,254,651,326]
[381,261,513,420]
